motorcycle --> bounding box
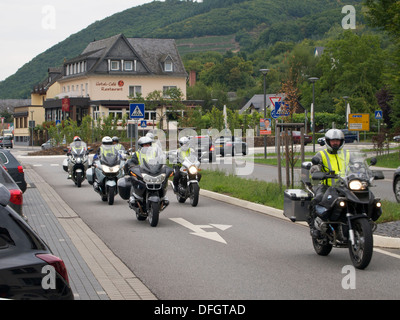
[87,145,125,205]
[285,151,384,269]
[171,152,201,207]
[63,142,91,188]
[118,145,173,227]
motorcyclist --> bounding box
[112,136,125,152]
[66,136,87,179]
[93,136,114,161]
[308,128,350,236]
[172,136,199,192]
[124,136,154,172]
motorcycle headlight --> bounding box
[76,157,82,164]
[348,179,368,191]
[143,174,166,184]
[188,165,198,175]
[103,165,120,173]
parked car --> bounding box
[214,136,248,157]
[41,139,56,150]
[0,164,24,221]
[188,135,216,162]
[0,183,74,300]
[393,135,400,142]
[0,149,27,193]
[393,167,400,203]
[0,136,13,148]
[280,131,312,145]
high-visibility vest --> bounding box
[319,149,350,186]
[136,149,157,165]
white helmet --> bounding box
[102,136,113,145]
[325,129,345,153]
[179,136,190,151]
[146,132,155,140]
[138,136,153,147]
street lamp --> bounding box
[260,68,270,159]
[308,77,319,153]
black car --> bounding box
[0,165,24,221]
[189,135,216,162]
[0,149,27,193]
[393,167,400,203]
[0,136,13,148]
[214,136,248,157]
[0,183,74,300]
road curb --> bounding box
[200,189,400,249]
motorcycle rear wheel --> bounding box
[148,202,160,227]
[312,236,333,256]
[349,218,373,269]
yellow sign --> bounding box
[348,113,369,131]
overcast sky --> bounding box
[0,0,155,81]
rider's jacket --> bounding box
[317,149,350,186]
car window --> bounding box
[0,152,8,164]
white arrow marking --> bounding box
[170,218,231,244]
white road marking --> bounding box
[170,218,231,244]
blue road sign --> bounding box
[140,120,147,128]
[375,111,383,120]
[130,103,145,119]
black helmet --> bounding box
[325,129,345,153]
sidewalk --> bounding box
[23,167,157,300]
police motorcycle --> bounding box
[63,137,91,188]
[169,137,202,207]
[118,143,173,227]
[87,137,125,205]
[286,149,384,270]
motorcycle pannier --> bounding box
[283,189,312,222]
[117,177,131,200]
[86,167,94,185]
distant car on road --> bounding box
[0,149,27,193]
[41,138,56,150]
[0,136,13,148]
[393,167,400,203]
[214,136,248,156]
[280,131,312,145]
[318,129,358,145]
[393,135,400,142]
[0,183,74,300]
[188,135,216,162]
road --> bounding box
[16,149,400,300]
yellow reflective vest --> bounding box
[318,149,350,186]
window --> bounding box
[145,111,156,121]
[111,61,120,71]
[124,61,133,71]
[129,86,142,98]
[163,86,177,98]
[109,109,124,120]
[164,61,173,72]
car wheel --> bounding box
[394,177,400,203]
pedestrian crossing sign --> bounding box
[375,111,383,120]
[130,103,145,119]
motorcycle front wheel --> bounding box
[349,218,373,269]
[148,202,160,227]
[76,172,82,188]
[189,183,199,207]
[108,186,115,205]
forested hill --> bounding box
[0,0,363,99]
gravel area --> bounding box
[375,221,400,238]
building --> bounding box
[14,34,190,145]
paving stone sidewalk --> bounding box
[23,168,157,300]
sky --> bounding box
[0,0,155,81]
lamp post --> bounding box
[260,68,269,159]
[308,77,319,153]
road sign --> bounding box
[271,101,290,119]
[348,113,370,131]
[375,111,383,120]
[140,120,147,128]
[129,103,145,119]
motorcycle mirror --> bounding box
[369,157,377,166]
[372,170,385,180]
[311,156,321,165]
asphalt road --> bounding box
[16,151,400,300]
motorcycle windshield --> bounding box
[139,145,166,174]
[70,141,87,156]
[100,145,120,166]
[181,153,200,168]
[336,151,374,183]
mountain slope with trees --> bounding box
[0,0,362,99]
